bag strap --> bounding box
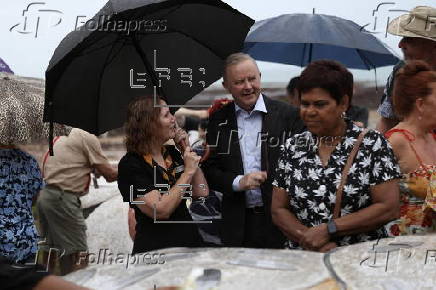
[333,129,369,219]
[42,136,61,178]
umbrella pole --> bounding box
[131,34,164,100]
[308,43,313,64]
[300,44,306,67]
[49,121,54,156]
[356,49,378,92]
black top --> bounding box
[118,145,203,254]
[0,256,48,290]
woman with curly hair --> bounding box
[385,60,436,236]
[117,96,208,254]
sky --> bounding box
[1,0,434,84]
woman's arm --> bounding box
[191,168,209,198]
[134,171,195,219]
[271,186,309,243]
[299,180,400,249]
[335,179,400,235]
[133,146,202,219]
[173,126,208,198]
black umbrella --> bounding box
[44,0,253,148]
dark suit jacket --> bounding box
[203,95,304,247]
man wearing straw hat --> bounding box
[377,6,436,133]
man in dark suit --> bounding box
[203,53,304,248]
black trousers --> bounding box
[242,207,269,248]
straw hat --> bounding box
[387,6,436,42]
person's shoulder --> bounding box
[208,99,234,119]
[354,126,396,153]
[209,101,234,120]
[349,123,380,140]
[393,61,405,72]
[13,149,39,165]
[282,130,311,150]
[291,130,311,139]
[383,127,409,150]
[264,96,287,106]
[264,96,294,111]
[118,152,144,169]
[73,128,98,141]
[264,97,301,128]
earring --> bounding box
[418,115,422,121]
[341,111,346,119]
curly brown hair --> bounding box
[393,60,436,118]
[125,96,162,155]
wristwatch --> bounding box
[327,220,338,237]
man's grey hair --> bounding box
[223,53,259,81]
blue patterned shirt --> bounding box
[377,61,404,120]
[0,149,43,263]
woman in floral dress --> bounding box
[385,60,436,236]
[271,60,402,252]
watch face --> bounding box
[328,221,337,235]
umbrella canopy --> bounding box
[243,13,400,69]
[44,0,254,135]
[0,73,70,145]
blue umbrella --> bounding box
[243,13,400,70]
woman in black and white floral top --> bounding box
[272,60,402,252]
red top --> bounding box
[385,128,436,177]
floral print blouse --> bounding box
[272,121,402,249]
[384,129,436,236]
[0,149,43,263]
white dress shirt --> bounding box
[232,95,267,208]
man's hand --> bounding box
[298,223,330,251]
[92,168,102,179]
[94,163,117,182]
[239,171,267,190]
